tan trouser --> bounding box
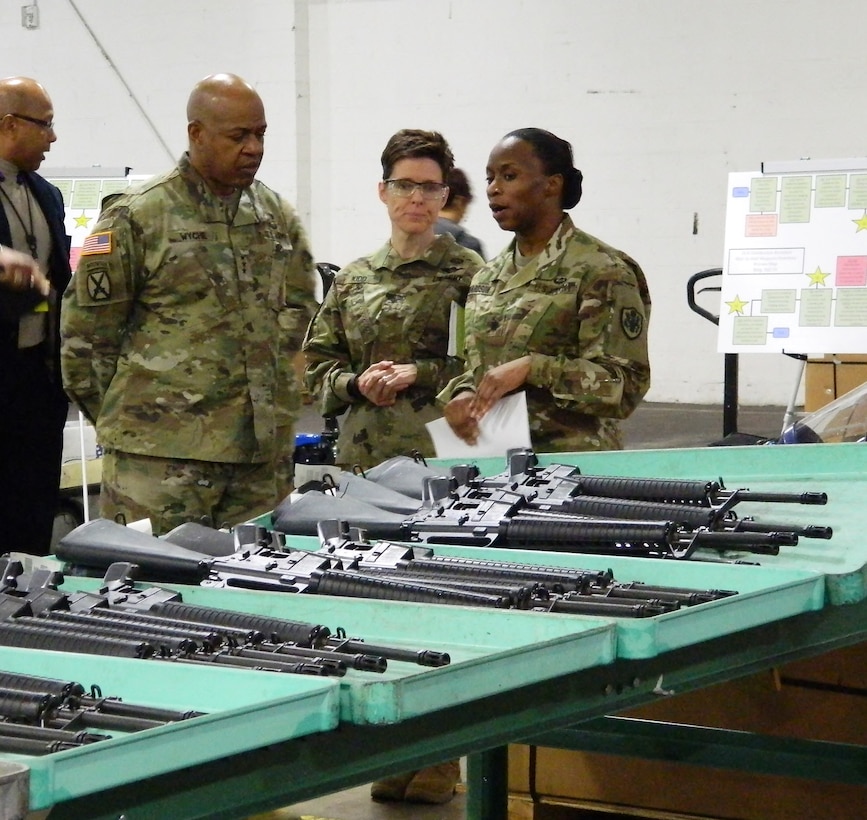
[100,450,277,535]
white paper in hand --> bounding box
[426,392,532,458]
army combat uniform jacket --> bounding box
[60,153,318,464]
[441,215,651,452]
[303,234,482,468]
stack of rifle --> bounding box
[0,558,450,677]
[310,520,738,617]
[273,450,833,561]
[55,517,737,619]
[48,448,832,620]
[0,668,204,755]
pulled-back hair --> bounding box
[444,167,473,208]
[380,129,455,180]
[504,127,583,209]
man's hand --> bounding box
[444,390,481,444]
[471,356,531,419]
[0,246,50,295]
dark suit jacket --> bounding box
[0,172,72,373]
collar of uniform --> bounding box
[371,232,455,272]
[497,214,576,293]
[535,213,575,270]
[177,152,259,226]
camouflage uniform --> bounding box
[60,153,317,531]
[440,215,651,452]
[303,234,482,469]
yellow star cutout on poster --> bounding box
[74,213,91,229]
[852,212,867,232]
[807,267,829,286]
[725,295,748,315]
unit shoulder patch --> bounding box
[84,263,112,301]
[621,306,644,340]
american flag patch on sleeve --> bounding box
[80,232,113,256]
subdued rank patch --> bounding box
[86,266,112,301]
[80,231,113,256]
[621,306,643,339]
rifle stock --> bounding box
[56,519,212,582]
[272,492,408,539]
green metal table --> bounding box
[25,444,867,817]
[42,597,867,819]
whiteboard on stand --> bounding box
[718,158,867,354]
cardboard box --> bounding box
[804,355,867,412]
[511,747,867,819]
[804,361,835,412]
[509,644,867,820]
[509,793,703,820]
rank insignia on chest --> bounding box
[621,306,644,340]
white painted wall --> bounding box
[4,0,864,405]
[9,1,298,193]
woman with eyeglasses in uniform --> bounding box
[303,129,483,474]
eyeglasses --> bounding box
[385,178,448,200]
[8,113,55,131]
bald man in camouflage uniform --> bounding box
[441,128,650,453]
[61,74,317,533]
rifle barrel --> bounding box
[144,600,331,648]
[0,620,154,659]
[310,568,514,608]
[327,637,450,668]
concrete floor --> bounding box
[620,401,790,449]
[274,400,789,820]
[294,400,791,453]
[272,781,468,820]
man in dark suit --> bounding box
[0,76,72,555]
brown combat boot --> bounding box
[404,760,461,804]
[370,769,417,802]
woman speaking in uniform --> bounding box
[441,127,652,453]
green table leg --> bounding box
[467,746,509,819]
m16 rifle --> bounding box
[54,518,737,619]
[401,481,800,559]
[315,520,738,617]
[0,667,204,755]
[0,553,451,674]
[273,450,831,560]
